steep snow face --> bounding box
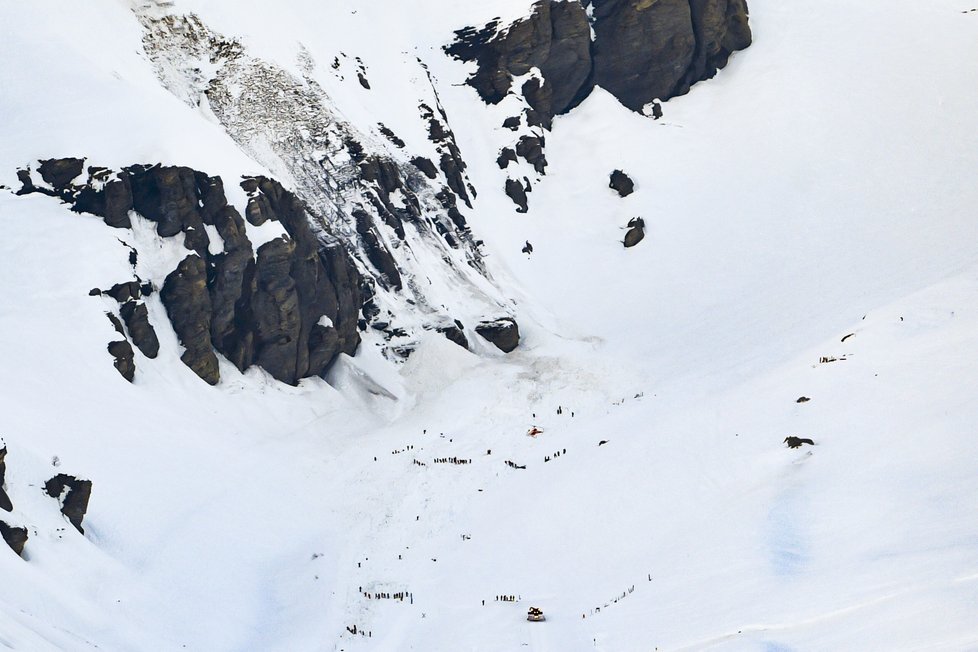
[2,0,978,651]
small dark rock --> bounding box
[106,281,142,303]
[624,222,645,248]
[0,521,27,556]
[505,179,529,213]
[497,148,518,170]
[796,396,811,403]
[106,312,125,336]
[502,116,521,130]
[609,170,635,197]
[0,446,11,513]
[107,340,136,382]
[15,169,35,195]
[651,100,663,120]
[516,136,547,174]
[377,123,406,148]
[476,317,520,353]
[44,474,93,534]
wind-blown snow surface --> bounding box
[2,0,978,650]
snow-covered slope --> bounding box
[2,0,978,650]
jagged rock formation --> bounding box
[609,170,635,197]
[476,318,521,353]
[0,446,11,513]
[44,474,93,535]
[448,0,751,120]
[0,521,27,557]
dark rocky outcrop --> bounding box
[516,136,547,174]
[354,209,403,291]
[38,158,84,191]
[72,167,133,229]
[410,156,438,179]
[0,447,11,513]
[448,0,751,120]
[119,301,160,359]
[590,0,696,110]
[624,217,645,248]
[242,177,363,383]
[437,320,469,350]
[505,179,529,213]
[447,0,592,127]
[162,255,220,385]
[609,169,635,197]
[128,165,211,257]
[591,0,751,109]
[106,312,125,336]
[502,116,522,130]
[681,0,752,94]
[18,161,365,387]
[44,474,93,535]
[497,148,518,170]
[420,102,474,208]
[476,317,520,353]
[0,521,27,557]
[106,281,142,303]
[107,340,136,382]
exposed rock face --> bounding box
[129,165,211,256]
[447,0,592,126]
[516,136,547,174]
[609,169,635,197]
[437,320,469,350]
[354,209,403,291]
[0,521,27,557]
[476,317,521,353]
[37,158,84,191]
[17,161,364,387]
[120,301,160,359]
[162,255,220,385]
[0,447,11,513]
[107,339,136,382]
[74,167,133,228]
[592,0,752,109]
[448,0,751,120]
[44,474,93,535]
[591,0,696,110]
[682,0,752,94]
